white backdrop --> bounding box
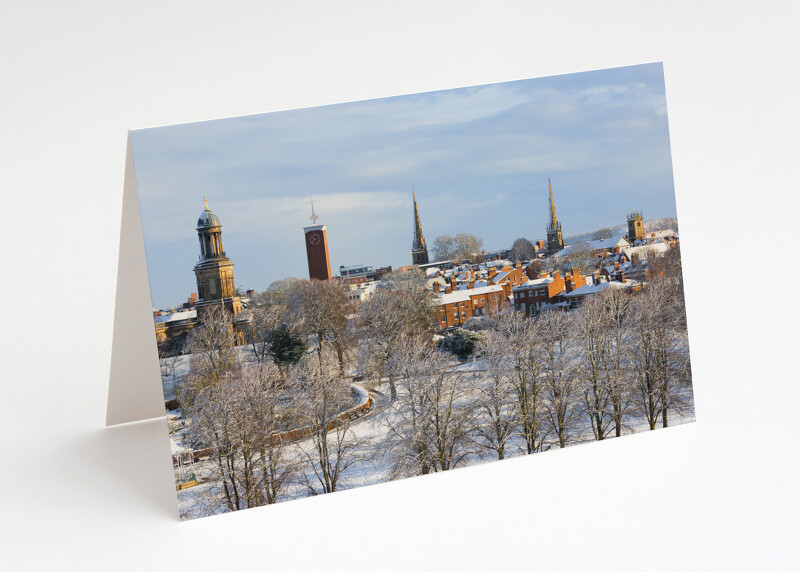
[1,1,798,570]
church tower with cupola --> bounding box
[303,200,332,280]
[546,179,564,256]
[627,210,644,244]
[411,189,429,265]
[193,197,242,317]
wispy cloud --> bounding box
[132,63,677,308]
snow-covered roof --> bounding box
[437,284,504,305]
[512,276,553,291]
[456,279,490,291]
[647,229,678,239]
[154,309,197,324]
[557,235,630,257]
[622,242,669,260]
[564,280,640,298]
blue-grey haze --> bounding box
[131,62,676,310]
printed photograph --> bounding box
[130,62,694,520]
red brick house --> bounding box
[433,283,506,330]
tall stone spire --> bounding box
[548,178,558,228]
[411,188,429,265]
[546,178,564,256]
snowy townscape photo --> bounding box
[130,62,694,520]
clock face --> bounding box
[308,233,321,246]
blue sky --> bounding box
[131,62,676,310]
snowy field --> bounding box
[166,356,695,521]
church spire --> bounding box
[413,189,426,249]
[548,178,558,228]
[545,179,564,256]
[411,188,430,265]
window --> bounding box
[521,302,526,311]
[461,311,466,318]
[540,289,545,296]
[480,297,485,304]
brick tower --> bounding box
[303,200,332,280]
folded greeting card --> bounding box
[109,62,695,520]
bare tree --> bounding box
[511,237,536,263]
[184,363,296,512]
[288,279,354,376]
[497,313,547,454]
[432,234,456,262]
[454,233,484,262]
[474,329,517,460]
[600,288,634,437]
[245,363,299,504]
[247,303,287,365]
[627,281,690,430]
[356,271,435,399]
[159,353,179,386]
[631,248,692,429]
[592,228,613,240]
[384,336,476,477]
[180,304,239,407]
[257,277,302,307]
[565,244,596,274]
[293,354,369,495]
[573,294,616,440]
[540,310,579,448]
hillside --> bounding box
[563,217,678,246]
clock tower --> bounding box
[303,200,332,280]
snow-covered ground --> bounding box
[171,357,695,520]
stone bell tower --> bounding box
[627,211,644,244]
[193,196,242,317]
